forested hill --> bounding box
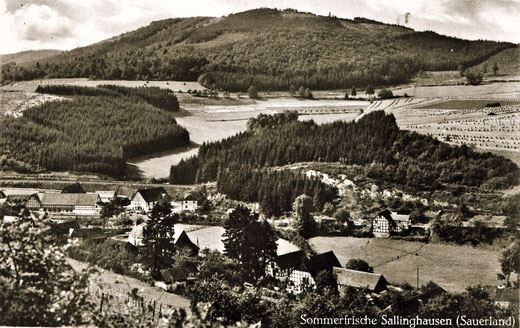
[1,8,514,91]
[170,111,519,192]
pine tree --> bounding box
[223,206,277,281]
[293,194,317,238]
[142,199,176,279]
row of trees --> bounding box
[36,84,180,111]
[0,95,189,176]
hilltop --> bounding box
[0,49,62,65]
[1,8,514,91]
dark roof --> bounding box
[334,267,387,291]
[400,284,447,314]
[70,228,107,239]
[0,191,6,198]
[136,187,167,203]
[183,194,197,201]
[160,268,189,283]
[274,250,307,270]
[376,210,410,223]
[297,251,341,276]
[41,193,100,206]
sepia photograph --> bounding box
[0,0,519,326]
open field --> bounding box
[1,78,206,93]
[310,237,501,292]
[182,224,299,255]
[417,99,520,110]
[68,258,191,312]
[392,81,520,98]
[131,99,366,179]
[3,78,520,179]
[392,104,520,154]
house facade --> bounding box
[287,251,342,293]
[266,250,307,278]
[372,210,411,237]
[39,193,101,215]
[130,187,168,213]
[182,194,198,212]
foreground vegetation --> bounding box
[0,93,189,176]
[1,8,513,91]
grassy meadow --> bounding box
[310,236,501,292]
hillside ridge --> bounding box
[1,8,515,91]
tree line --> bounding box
[170,111,519,209]
[0,95,189,177]
[36,84,179,111]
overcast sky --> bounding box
[1,0,519,55]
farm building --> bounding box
[128,224,198,256]
[96,190,117,203]
[5,193,42,209]
[266,250,307,278]
[372,210,411,237]
[130,187,168,213]
[128,222,147,246]
[288,251,342,293]
[38,193,102,215]
[0,190,6,202]
[182,194,198,212]
[333,267,388,293]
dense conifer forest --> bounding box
[36,84,179,111]
[170,111,519,210]
[1,8,513,91]
[0,94,189,176]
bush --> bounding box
[378,88,393,99]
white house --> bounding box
[96,191,117,203]
[182,194,198,212]
[130,187,168,213]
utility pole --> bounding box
[417,267,419,289]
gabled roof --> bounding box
[391,212,410,223]
[274,250,307,270]
[334,267,387,291]
[96,191,116,198]
[173,229,199,251]
[375,210,410,223]
[296,251,341,276]
[0,191,6,198]
[135,187,167,203]
[6,194,35,202]
[183,194,197,201]
[40,193,100,206]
